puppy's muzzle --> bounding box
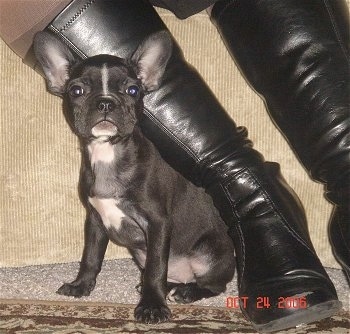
[92,98,119,138]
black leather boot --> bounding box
[210,0,350,281]
[25,0,341,332]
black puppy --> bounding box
[34,30,235,323]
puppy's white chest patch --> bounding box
[89,197,125,230]
[88,141,115,165]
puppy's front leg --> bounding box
[134,220,172,323]
[57,209,109,297]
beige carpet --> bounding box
[0,259,349,310]
[0,259,349,333]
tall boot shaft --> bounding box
[211,0,350,274]
[211,0,350,203]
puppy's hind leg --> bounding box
[57,210,109,297]
[193,248,235,300]
[167,248,235,304]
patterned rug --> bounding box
[0,299,349,334]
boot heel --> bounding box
[253,300,342,333]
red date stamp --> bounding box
[226,296,307,309]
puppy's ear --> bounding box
[131,30,172,92]
[34,31,77,96]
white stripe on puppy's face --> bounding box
[101,64,109,96]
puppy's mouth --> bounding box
[91,120,118,138]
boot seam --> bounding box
[245,167,316,255]
[213,0,237,22]
[223,168,324,291]
[225,167,317,256]
[322,0,350,62]
[46,25,88,60]
[222,183,245,289]
[142,107,200,163]
[46,0,97,60]
[57,0,96,32]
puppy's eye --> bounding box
[69,85,84,97]
[126,85,139,97]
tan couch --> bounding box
[0,8,340,269]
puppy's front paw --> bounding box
[134,300,171,324]
[57,280,95,298]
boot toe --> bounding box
[241,272,342,333]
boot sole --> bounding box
[252,300,342,333]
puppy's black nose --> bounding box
[97,99,116,113]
